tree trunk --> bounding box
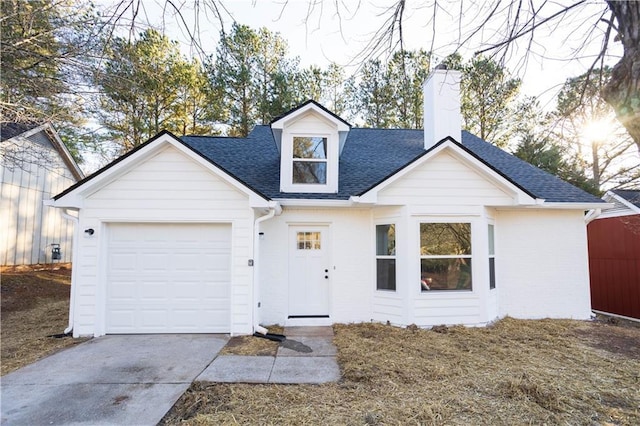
[602,1,640,152]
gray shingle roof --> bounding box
[0,122,39,141]
[612,189,640,208]
[181,125,603,204]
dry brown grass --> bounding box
[218,325,285,356]
[1,269,88,375]
[162,318,640,425]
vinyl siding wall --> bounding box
[72,145,255,336]
[1,135,78,265]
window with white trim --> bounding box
[420,223,472,291]
[292,136,327,184]
[488,224,496,289]
[376,224,396,291]
[297,231,321,250]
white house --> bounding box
[49,69,605,337]
[1,122,84,266]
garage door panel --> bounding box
[110,253,137,271]
[139,281,168,299]
[171,256,197,271]
[140,310,169,328]
[139,253,170,271]
[106,223,231,334]
[203,286,230,300]
[109,281,137,300]
[108,310,136,329]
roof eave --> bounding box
[274,198,356,208]
[270,100,351,131]
[521,201,612,210]
[605,190,640,214]
[51,130,272,208]
[356,137,538,206]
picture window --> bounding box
[420,223,472,291]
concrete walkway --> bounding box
[1,327,340,425]
[1,334,228,425]
[197,326,341,384]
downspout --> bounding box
[61,208,79,335]
[252,202,281,334]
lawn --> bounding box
[0,268,88,375]
[2,270,638,424]
[162,318,640,425]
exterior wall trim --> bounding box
[52,131,271,208]
[354,139,538,206]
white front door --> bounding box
[288,226,330,317]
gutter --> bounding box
[585,208,602,224]
[60,208,79,335]
[252,201,282,334]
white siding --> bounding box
[495,209,592,319]
[377,150,515,208]
[258,207,371,325]
[0,134,78,265]
[72,145,255,336]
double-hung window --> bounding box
[420,223,472,291]
[376,224,396,291]
[292,136,327,184]
[488,224,496,289]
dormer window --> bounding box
[293,136,327,184]
[271,100,351,194]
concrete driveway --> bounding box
[0,334,228,425]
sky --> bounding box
[107,0,621,110]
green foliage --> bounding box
[348,59,395,128]
[1,0,63,115]
[0,0,100,163]
[211,23,300,137]
[459,55,521,148]
[386,50,431,128]
[350,51,522,139]
[295,63,349,116]
[348,50,431,129]
[94,29,218,152]
[514,132,598,195]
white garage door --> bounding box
[106,223,231,333]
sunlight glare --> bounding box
[583,119,614,144]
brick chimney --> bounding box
[423,65,462,150]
